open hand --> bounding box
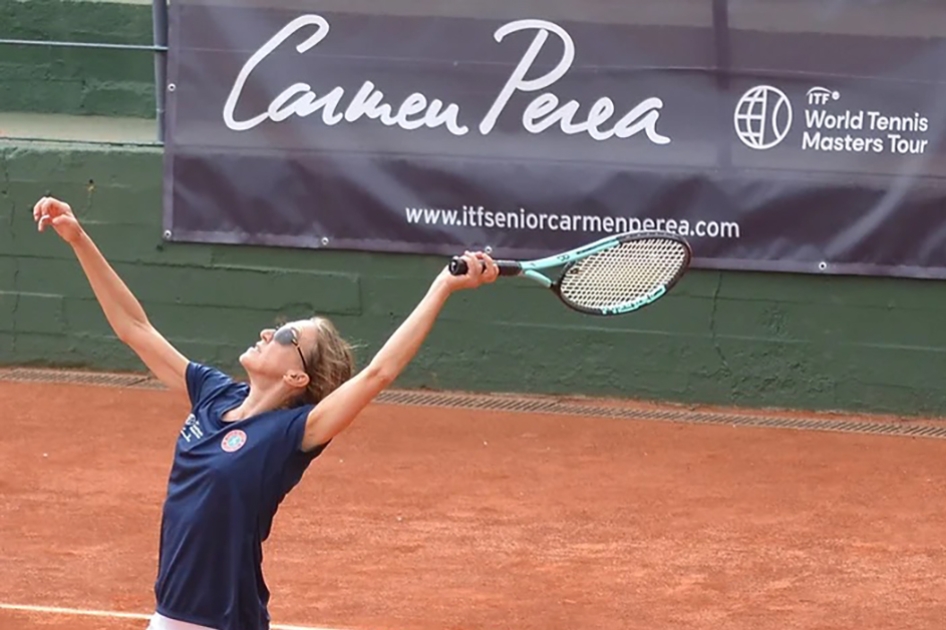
[34,196,83,244]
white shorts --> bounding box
[147,611,216,630]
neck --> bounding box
[223,377,292,422]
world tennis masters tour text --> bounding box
[804,110,929,154]
[801,88,930,154]
[405,206,741,238]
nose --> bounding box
[260,329,274,342]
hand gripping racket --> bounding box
[449,231,691,316]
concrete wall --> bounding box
[4,143,946,417]
[0,0,155,117]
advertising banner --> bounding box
[162,0,946,278]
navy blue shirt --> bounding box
[154,363,328,630]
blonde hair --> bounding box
[298,316,356,405]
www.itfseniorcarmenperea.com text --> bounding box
[404,205,741,239]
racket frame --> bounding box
[450,230,692,316]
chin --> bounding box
[238,348,256,369]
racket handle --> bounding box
[448,256,475,276]
[448,257,521,276]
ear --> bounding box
[283,370,311,390]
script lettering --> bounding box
[222,15,469,135]
[222,15,668,144]
[480,19,669,144]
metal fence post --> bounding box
[712,0,732,170]
[152,0,169,143]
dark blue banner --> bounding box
[162,0,946,278]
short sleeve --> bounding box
[185,362,236,410]
[264,408,331,503]
[276,407,330,461]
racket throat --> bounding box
[522,269,552,287]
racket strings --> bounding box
[558,239,688,310]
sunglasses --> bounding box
[273,325,309,374]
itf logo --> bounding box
[734,86,793,150]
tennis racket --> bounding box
[449,231,691,316]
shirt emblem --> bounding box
[221,429,247,453]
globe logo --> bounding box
[734,86,793,150]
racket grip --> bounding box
[448,257,521,276]
[448,256,476,276]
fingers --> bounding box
[469,252,498,284]
[459,251,498,285]
[48,199,69,216]
[33,196,72,232]
[460,251,481,280]
[480,254,499,283]
[33,197,51,223]
[35,198,51,231]
[33,195,78,242]
[33,196,69,216]
[443,250,498,291]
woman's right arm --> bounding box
[34,196,189,395]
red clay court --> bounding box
[1,368,945,630]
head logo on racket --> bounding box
[221,429,248,453]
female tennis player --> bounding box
[33,195,499,630]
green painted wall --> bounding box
[3,0,946,417]
[3,142,946,417]
[0,0,155,118]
